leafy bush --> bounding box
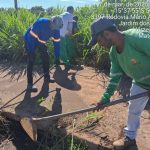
[0,9,37,61]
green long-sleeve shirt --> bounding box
[105,29,150,98]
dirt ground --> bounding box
[0,62,149,150]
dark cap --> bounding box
[88,17,116,48]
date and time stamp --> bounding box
[95,1,150,31]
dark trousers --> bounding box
[27,44,50,84]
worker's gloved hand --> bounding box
[96,93,110,110]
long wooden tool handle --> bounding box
[32,92,148,121]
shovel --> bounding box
[20,92,148,141]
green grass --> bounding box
[48,112,103,150]
[0,9,36,61]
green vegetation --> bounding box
[49,136,89,150]
[47,111,103,150]
[0,9,37,61]
[0,0,149,69]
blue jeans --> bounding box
[124,84,149,139]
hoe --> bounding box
[20,92,148,141]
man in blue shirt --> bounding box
[24,16,63,92]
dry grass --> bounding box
[0,115,11,145]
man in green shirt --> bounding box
[88,17,150,150]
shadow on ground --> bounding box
[0,61,46,81]
[0,62,26,81]
[15,81,62,118]
[53,66,81,91]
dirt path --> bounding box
[0,63,149,150]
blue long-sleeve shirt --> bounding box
[24,18,60,57]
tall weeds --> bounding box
[0,0,149,68]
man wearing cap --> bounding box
[24,16,63,92]
[88,17,150,150]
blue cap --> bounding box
[88,17,116,48]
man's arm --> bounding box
[30,19,40,37]
[101,49,124,104]
[52,30,61,58]
[30,19,46,44]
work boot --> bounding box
[44,76,55,83]
[113,136,137,150]
[27,84,38,92]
